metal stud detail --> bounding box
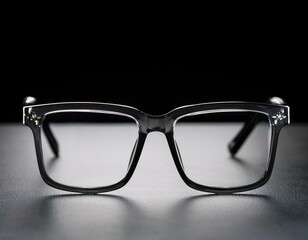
[27,112,41,125]
[271,112,286,125]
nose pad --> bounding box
[175,140,185,171]
[127,139,138,171]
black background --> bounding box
[2,7,305,123]
[2,66,304,122]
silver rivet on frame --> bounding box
[27,112,41,125]
[271,112,286,125]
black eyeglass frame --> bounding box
[23,97,290,194]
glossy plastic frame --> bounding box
[23,97,290,194]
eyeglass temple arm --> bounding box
[23,96,59,157]
[228,96,286,156]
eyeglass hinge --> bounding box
[25,110,41,126]
[271,111,287,126]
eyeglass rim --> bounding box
[23,100,290,194]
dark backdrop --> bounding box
[2,70,305,122]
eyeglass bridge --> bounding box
[146,115,166,133]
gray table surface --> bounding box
[0,124,307,240]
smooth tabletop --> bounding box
[0,124,307,240]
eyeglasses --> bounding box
[23,96,290,194]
